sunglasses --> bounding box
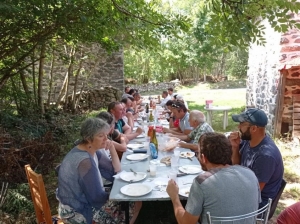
[172,104,180,108]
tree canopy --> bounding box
[0,0,189,89]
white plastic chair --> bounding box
[206,198,272,224]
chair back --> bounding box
[25,164,53,224]
[206,198,272,224]
[268,179,287,220]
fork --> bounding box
[130,168,137,176]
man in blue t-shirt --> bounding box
[229,108,284,208]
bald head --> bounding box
[190,110,206,123]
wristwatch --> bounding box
[169,117,173,119]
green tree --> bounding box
[199,0,300,48]
[0,0,189,113]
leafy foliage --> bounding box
[1,184,34,218]
[198,0,300,48]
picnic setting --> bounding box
[1,0,300,224]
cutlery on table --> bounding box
[130,168,137,176]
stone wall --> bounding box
[247,12,300,136]
[64,86,122,111]
[41,44,124,102]
[129,81,181,93]
[246,20,282,134]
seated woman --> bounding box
[163,100,179,129]
[57,118,137,224]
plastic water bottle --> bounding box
[149,143,158,159]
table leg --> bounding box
[223,111,226,130]
[206,111,212,126]
[121,201,130,224]
[223,111,228,130]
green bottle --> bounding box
[150,128,158,150]
[149,110,154,122]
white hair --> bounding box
[190,110,206,123]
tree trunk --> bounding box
[71,57,83,113]
[38,43,46,114]
[63,47,75,110]
[10,77,20,114]
[19,71,30,98]
[55,73,68,107]
[31,49,37,106]
[47,49,55,107]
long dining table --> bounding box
[109,129,202,224]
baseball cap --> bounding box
[232,108,268,127]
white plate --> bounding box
[179,165,203,174]
[120,183,152,197]
[179,185,192,197]
[120,172,147,182]
[180,152,195,158]
[126,154,149,161]
[127,143,144,149]
[160,120,169,125]
[133,127,138,131]
[136,134,145,138]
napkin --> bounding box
[113,170,127,179]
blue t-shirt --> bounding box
[115,119,125,134]
[240,135,284,206]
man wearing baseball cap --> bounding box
[229,108,284,209]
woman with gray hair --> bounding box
[56,117,125,224]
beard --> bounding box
[199,159,208,171]
[240,127,252,141]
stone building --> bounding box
[247,14,300,137]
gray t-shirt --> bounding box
[186,165,261,224]
[179,112,193,132]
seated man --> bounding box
[229,108,284,208]
[166,132,261,224]
[96,111,128,159]
[163,101,193,135]
[158,90,171,109]
[132,92,144,114]
[171,110,214,151]
[168,87,176,99]
[121,97,135,114]
[176,94,189,110]
[121,86,132,99]
[107,101,142,141]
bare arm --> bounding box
[178,142,198,151]
[106,140,121,173]
[183,129,192,135]
[167,180,200,224]
[169,133,190,142]
[163,127,184,135]
[112,134,128,152]
[229,132,241,165]
[259,182,266,191]
[125,127,143,141]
